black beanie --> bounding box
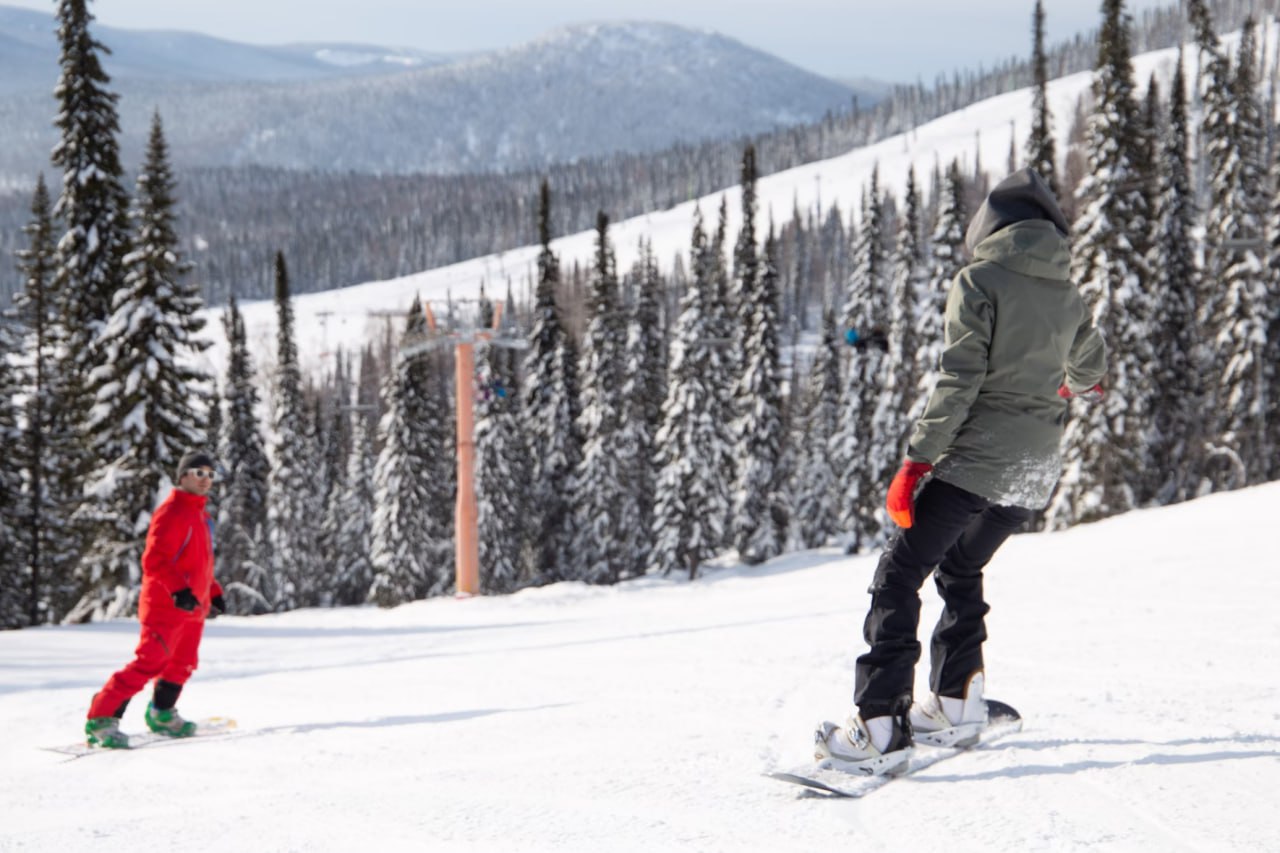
[176,450,217,482]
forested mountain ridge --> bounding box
[0,3,453,94]
[0,16,873,179]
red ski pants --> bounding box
[87,616,205,719]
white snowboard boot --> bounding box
[814,713,912,776]
[909,671,987,747]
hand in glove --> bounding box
[886,460,934,529]
[1058,383,1105,403]
[172,587,200,612]
[210,594,226,617]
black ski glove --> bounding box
[210,594,226,617]
[172,587,200,612]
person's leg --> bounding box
[928,503,1032,698]
[87,619,179,719]
[156,618,204,705]
[854,479,990,718]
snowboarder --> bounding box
[817,168,1107,774]
[85,451,226,748]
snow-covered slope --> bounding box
[204,37,1206,383]
[3,479,1277,852]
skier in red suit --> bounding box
[85,451,225,748]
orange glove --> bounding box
[886,461,934,529]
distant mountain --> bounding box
[0,13,882,178]
[0,4,455,92]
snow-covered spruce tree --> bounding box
[1148,49,1205,504]
[9,175,79,625]
[708,198,739,545]
[369,297,454,605]
[912,160,968,423]
[879,169,925,459]
[792,308,843,549]
[1182,0,1244,458]
[572,211,631,584]
[731,145,760,379]
[651,208,730,579]
[1268,100,1280,482]
[476,340,528,594]
[316,368,347,600]
[833,170,892,552]
[615,240,665,576]
[303,396,338,605]
[265,252,322,610]
[1026,0,1058,195]
[332,409,375,606]
[0,318,25,629]
[205,381,223,519]
[730,224,787,564]
[1205,18,1269,487]
[69,111,212,622]
[217,295,272,613]
[520,180,581,583]
[49,0,134,604]
[1048,0,1153,528]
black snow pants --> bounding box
[854,477,1032,719]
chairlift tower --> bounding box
[401,298,526,597]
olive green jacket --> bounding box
[907,219,1107,508]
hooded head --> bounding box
[965,168,1069,254]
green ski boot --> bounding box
[145,703,197,737]
[85,716,130,749]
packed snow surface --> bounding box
[3,483,1278,852]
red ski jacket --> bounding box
[138,488,221,621]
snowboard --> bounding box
[43,716,238,759]
[768,700,1021,798]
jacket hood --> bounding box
[971,219,1071,280]
[965,167,1070,253]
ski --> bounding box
[768,700,1021,798]
[43,716,239,759]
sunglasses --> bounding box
[186,469,216,481]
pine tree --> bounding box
[571,212,632,583]
[1207,18,1269,486]
[0,317,25,628]
[615,241,665,576]
[708,197,741,546]
[1187,0,1237,441]
[1149,49,1204,503]
[913,160,967,423]
[265,252,321,609]
[792,309,842,548]
[217,295,272,613]
[9,175,77,625]
[475,341,527,594]
[1268,100,1280,482]
[333,409,375,606]
[1048,0,1153,527]
[520,181,581,582]
[833,170,892,551]
[880,169,925,462]
[730,224,787,564]
[652,209,730,579]
[1027,0,1058,194]
[49,0,134,614]
[70,110,211,622]
[732,145,760,374]
[369,298,453,605]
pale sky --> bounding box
[3,0,1177,82]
